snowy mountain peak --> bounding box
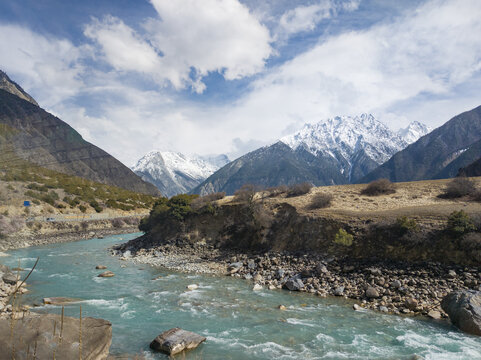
[397,121,432,144]
[132,151,230,197]
[281,113,407,166]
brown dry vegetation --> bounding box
[219,177,481,222]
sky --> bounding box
[1,0,481,166]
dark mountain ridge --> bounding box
[0,75,159,196]
[361,105,481,183]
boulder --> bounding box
[390,280,402,289]
[186,284,198,291]
[278,305,287,311]
[284,278,304,291]
[247,259,256,270]
[2,272,18,285]
[253,284,263,291]
[0,313,111,360]
[316,263,329,274]
[427,310,442,320]
[150,328,206,355]
[353,304,362,311]
[227,262,243,274]
[96,265,108,270]
[365,287,379,299]
[405,297,418,311]
[334,286,345,296]
[98,271,115,278]
[441,290,481,336]
[275,269,285,279]
[253,273,263,283]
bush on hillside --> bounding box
[441,177,476,198]
[111,218,124,228]
[361,179,396,196]
[287,182,313,197]
[446,210,476,235]
[395,216,419,235]
[234,184,258,204]
[309,193,333,209]
[333,228,353,246]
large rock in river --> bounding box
[150,327,206,355]
[441,290,481,336]
[0,313,112,359]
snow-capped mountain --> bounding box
[132,151,230,197]
[194,114,432,195]
[280,114,408,181]
[397,121,432,144]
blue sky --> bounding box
[1,0,480,166]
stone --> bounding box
[43,297,80,305]
[366,286,379,299]
[186,284,198,291]
[316,263,329,274]
[0,313,112,360]
[334,286,345,296]
[275,269,285,279]
[247,259,256,270]
[253,273,263,283]
[405,297,418,311]
[227,262,243,274]
[98,271,115,278]
[353,304,362,311]
[253,284,263,291]
[390,280,402,289]
[427,310,442,320]
[268,285,276,290]
[379,306,389,313]
[122,250,132,258]
[284,278,304,291]
[441,290,481,336]
[96,265,108,269]
[448,270,457,278]
[150,328,206,355]
[2,272,18,285]
[278,305,287,311]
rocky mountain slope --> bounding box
[194,114,428,195]
[0,70,38,106]
[362,105,481,183]
[133,151,229,197]
[458,153,481,177]
[397,121,432,144]
[0,71,159,196]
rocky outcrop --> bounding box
[150,328,206,355]
[441,290,481,336]
[0,313,112,359]
[0,70,38,106]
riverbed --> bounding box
[3,233,481,359]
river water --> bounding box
[3,233,481,359]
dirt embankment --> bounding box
[129,178,481,266]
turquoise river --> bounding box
[3,233,481,359]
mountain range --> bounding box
[132,151,229,197]
[192,114,430,195]
[362,105,481,183]
[0,70,159,196]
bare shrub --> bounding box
[441,177,476,198]
[309,193,333,209]
[266,185,289,197]
[460,232,481,250]
[472,190,481,202]
[234,184,258,204]
[287,182,313,197]
[361,179,396,196]
[111,218,124,228]
[80,221,88,230]
[191,192,226,210]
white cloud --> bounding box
[0,23,85,107]
[84,16,162,74]
[278,0,360,36]
[83,0,272,93]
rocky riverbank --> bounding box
[115,241,481,319]
[0,263,29,319]
[0,226,139,252]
